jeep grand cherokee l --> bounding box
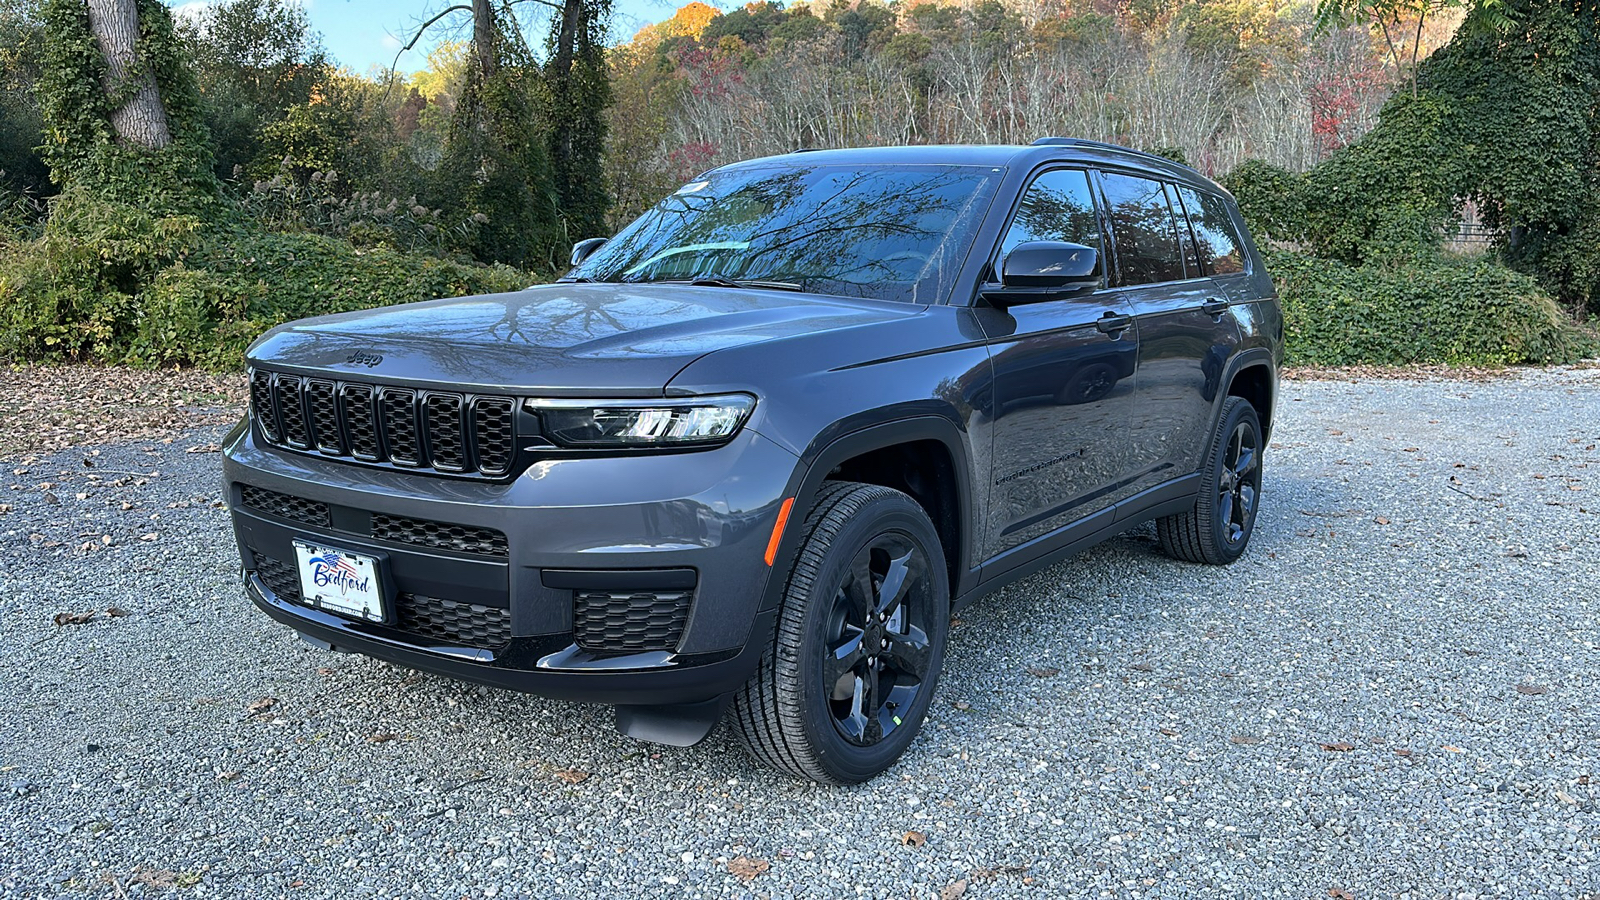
[224,139,1281,783]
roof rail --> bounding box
[1030,136,1142,154]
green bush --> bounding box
[2,224,533,369]
[1265,248,1597,367]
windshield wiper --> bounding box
[684,273,800,291]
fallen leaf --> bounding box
[940,879,970,900]
[1158,727,1180,737]
[1329,889,1355,900]
[952,700,972,711]
[368,732,398,744]
[1130,662,1154,672]
[1514,683,1549,695]
[139,533,158,542]
[53,610,95,626]
[1442,745,1465,753]
[1374,516,1390,525]
[105,607,129,618]
[727,856,769,882]
[185,443,222,454]
[1394,749,1413,758]
[1229,734,1261,745]
[553,768,590,785]
[1319,741,1356,752]
[1025,666,1059,678]
[1555,790,1577,805]
[247,697,278,716]
[900,830,927,847]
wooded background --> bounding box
[0,0,1595,368]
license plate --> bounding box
[292,541,385,622]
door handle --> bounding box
[1201,296,1231,316]
[1096,311,1133,335]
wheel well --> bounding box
[1227,364,1274,440]
[824,439,963,590]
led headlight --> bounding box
[528,394,756,448]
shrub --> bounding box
[2,224,532,369]
[1264,248,1596,367]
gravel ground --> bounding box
[1,368,1596,899]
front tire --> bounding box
[730,482,949,784]
[1157,396,1264,565]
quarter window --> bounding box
[998,169,1103,274]
[1099,172,1187,286]
[1175,185,1246,276]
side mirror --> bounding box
[983,241,1101,307]
[570,237,607,268]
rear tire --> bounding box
[1157,397,1263,565]
[729,482,949,784]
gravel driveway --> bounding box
[2,368,1596,899]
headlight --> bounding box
[527,394,756,448]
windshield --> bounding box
[569,163,1002,303]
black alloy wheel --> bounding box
[822,533,936,747]
[730,481,949,784]
[1157,397,1264,565]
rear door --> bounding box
[972,168,1141,564]
[1098,172,1241,503]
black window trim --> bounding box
[979,163,1113,296]
[1170,181,1254,279]
[1090,166,1214,290]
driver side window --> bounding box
[998,169,1103,276]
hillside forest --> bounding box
[0,0,1596,368]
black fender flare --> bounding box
[1211,348,1278,441]
[757,414,977,614]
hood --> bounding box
[246,282,922,395]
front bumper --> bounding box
[223,419,799,705]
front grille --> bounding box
[573,590,692,654]
[254,553,302,601]
[239,485,331,527]
[248,368,518,478]
[250,551,510,650]
[371,514,509,558]
[396,594,512,648]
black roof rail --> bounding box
[1030,136,1142,154]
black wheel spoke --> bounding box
[861,664,882,742]
[875,548,916,618]
[1233,445,1256,479]
[845,549,875,620]
[825,630,867,701]
[883,625,932,678]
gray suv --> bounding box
[224,139,1281,783]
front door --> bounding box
[972,168,1140,566]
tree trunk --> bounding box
[86,0,172,150]
[471,0,498,80]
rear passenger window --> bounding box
[999,169,1102,267]
[1175,185,1246,276]
[1099,172,1187,285]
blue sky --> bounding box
[171,0,703,74]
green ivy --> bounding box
[1227,0,1600,315]
[1264,247,1596,366]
